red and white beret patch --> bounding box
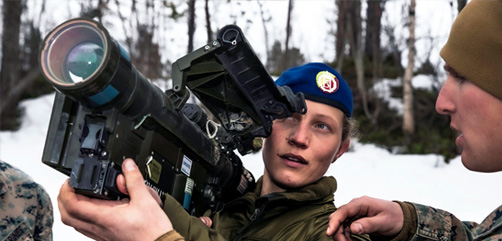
[316,71,339,94]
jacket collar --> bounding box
[234,176,337,207]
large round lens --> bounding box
[65,42,104,83]
[40,19,108,86]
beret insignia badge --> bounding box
[316,71,339,94]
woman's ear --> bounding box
[332,139,350,163]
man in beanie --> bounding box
[58,63,369,241]
[326,0,502,240]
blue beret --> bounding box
[275,63,353,117]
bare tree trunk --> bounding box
[346,1,372,122]
[79,0,109,21]
[403,0,416,134]
[132,0,163,79]
[257,0,270,68]
[205,0,213,43]
[457,0,467,12]
[0,68,40,113]
[283,0,294,71]
[37,0,46,25]
[335,1,349,71]
[187,0,196,53]
[365,0,385,121]
[365,0,385,78]
[114,0,134,52]
[0,0,23,130]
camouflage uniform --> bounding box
[0,160,53,241]
[393,202,502,241]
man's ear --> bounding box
[332,139,350,163]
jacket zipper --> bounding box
[232,205,266,241]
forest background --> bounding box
[4,0,500,240]
[1,0,467,163]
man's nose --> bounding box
[435,77,455,115]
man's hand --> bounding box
[58,158,173,241]
[326,196,404,240]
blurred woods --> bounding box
[0,0,467,162]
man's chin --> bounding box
[461,154,493,172]
[460,153,475,171]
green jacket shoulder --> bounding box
[162,176,370,241]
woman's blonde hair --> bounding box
[342,117,358,142]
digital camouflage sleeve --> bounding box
[0,160,53,241]
[394,201,502,241]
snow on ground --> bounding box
[1,93,501,241]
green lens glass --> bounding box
[64,42,104,83]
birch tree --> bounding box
[403,0,416,134]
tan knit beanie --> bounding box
[440,0,502,100]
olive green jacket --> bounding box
[160,176,369,241]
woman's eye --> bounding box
[284,116,295,122]
[315,123,330,130]
[276,116,295,124]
